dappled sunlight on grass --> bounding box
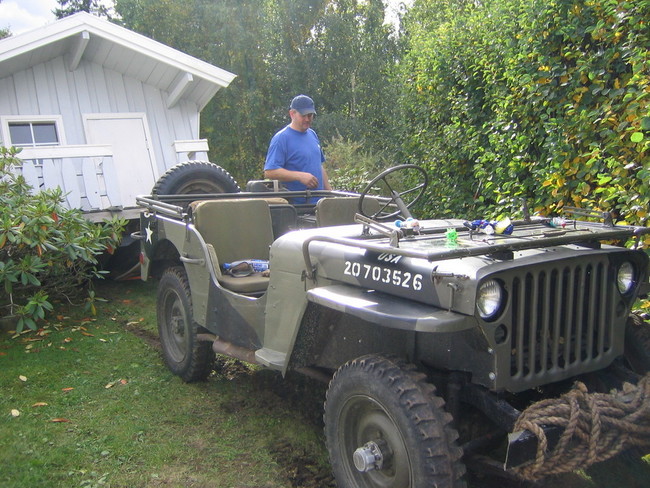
[2,279,650,488]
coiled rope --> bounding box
[512,373,650,480]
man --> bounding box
[264,95,331,202]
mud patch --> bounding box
[124,322,162,351]
[213,358,334,487]
[214,355,258,380]
[270,439,335,488]
[257,370,329,427]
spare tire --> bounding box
[153,161,240,195]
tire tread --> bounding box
[158,266,214,382]
[324,354,466,488]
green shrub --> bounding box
[0,147,126,333]
[324,134,385,192]
[402,0,649,229]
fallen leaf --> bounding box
[126,321,140,326]
[32,402,48,407]
[19,375,27,382]
[99,339,108,343]
[81,331,94,337]
[62,387,74,392]
[63,337,72,343]
[121,299,133,304]
[106,378,128,388]
[11,409,20,417]
[0,352,6,356]
[51,418,70,423]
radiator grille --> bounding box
[506,257,615,382]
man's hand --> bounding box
[296,171,319,189]
[264,168,320,188]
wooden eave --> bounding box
[0,12,236,110]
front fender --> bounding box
[306,284,476,333]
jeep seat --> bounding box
[315,197,381,227]
[191,199,274,294]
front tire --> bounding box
[625,312,650,374]
[324,355,466,488]
[157,266,214,382]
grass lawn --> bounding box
[1,279,330,488]
[2,278,649,488]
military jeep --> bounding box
[136,161,650,487]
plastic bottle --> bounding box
[395,218,421,230]
[446,228,458,246]
[549,217,567,228]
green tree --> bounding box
[54,0,112,19]
[401,0,649,234]
[0,0,10,38]
[115,0,289,183]
[114,0,403,185]
[515,0,650,225]
[402,0,529,217]
[305,0,404,156]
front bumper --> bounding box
[506,372,650,480]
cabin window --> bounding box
[1,116,65,149]
[8,121,60,147]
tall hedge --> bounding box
[402,0,649,238]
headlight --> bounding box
[477,279,504,320]
[617,261,635,295]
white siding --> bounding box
[0,54,201,169]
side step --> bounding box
[255,348,286,370]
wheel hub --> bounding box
[172,316,184,336]
[353,440,388,472]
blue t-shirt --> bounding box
[264,126,326,202]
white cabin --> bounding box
[0,12,236,221]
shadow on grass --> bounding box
[3,277,648,488]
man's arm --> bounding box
[322,167,332,191]
[264,168,320,189]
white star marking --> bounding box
[145,224,154,243]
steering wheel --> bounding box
[358,164,429,221]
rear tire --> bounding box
[324,355,466,488]
[153,161,240,195]
[157,266,214,382]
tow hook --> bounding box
[353,440,387,472]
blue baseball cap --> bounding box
[290,95,316,115]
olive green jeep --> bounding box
[136,162,650,487]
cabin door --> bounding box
[83,114,158,208]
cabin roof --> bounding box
[0,12,236,110]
